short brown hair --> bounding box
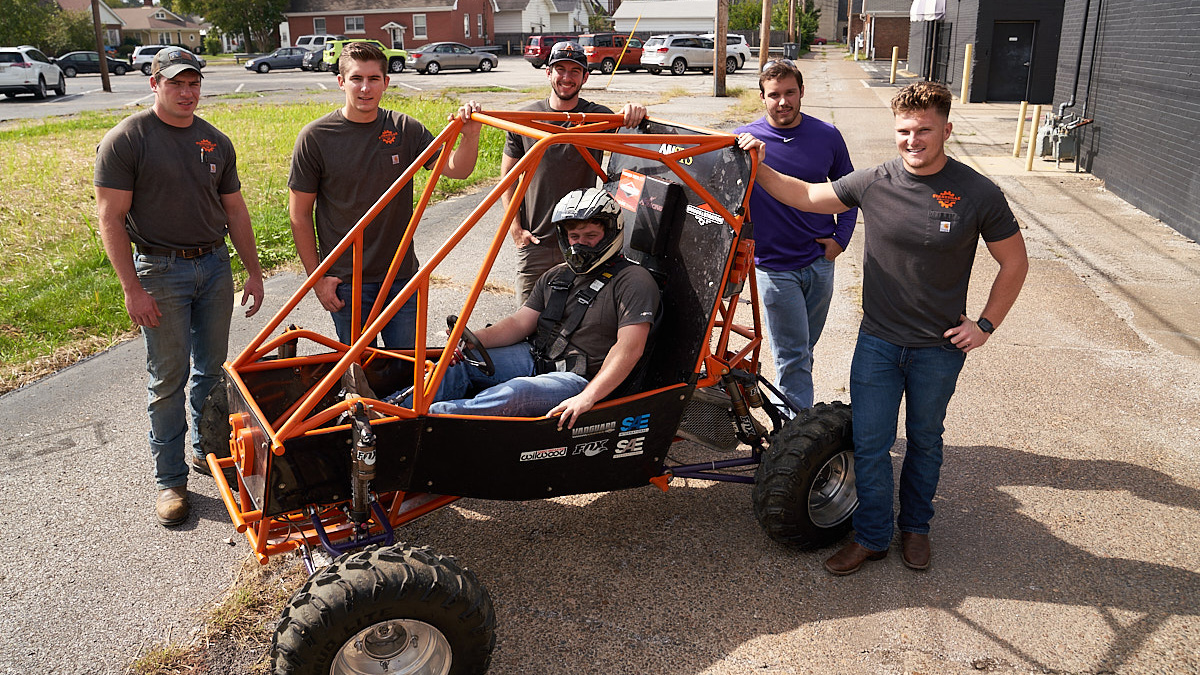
[339,41,387,76]
[891,81,952,119]
[759,59,803,95]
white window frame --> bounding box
[313,17,327,34]
[464,15,470,38]
[414,14,427,39]
[345,16,365,33]
[477,14,484,40]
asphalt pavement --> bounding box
[1,47,1198,674]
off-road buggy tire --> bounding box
[752,401,856,548]
[198,385,236,483]
[272,544,495,675]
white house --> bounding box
[611,0,715,34]
[494,0,595,36]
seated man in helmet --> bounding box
[427,187,660,429]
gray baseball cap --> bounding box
[152,48,203,79]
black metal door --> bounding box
[927,21,952,84]
[986,21,1036,101]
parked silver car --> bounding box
[701,33,752,73]
[408,42,498,74]
[640,34,715,76]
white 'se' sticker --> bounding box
[940,220,952,233]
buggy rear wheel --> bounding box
[752,401,856,548]
[272,544,495,675]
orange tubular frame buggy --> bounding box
[205,111,853,574]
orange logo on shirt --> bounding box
[933,190,960,209]
[379,130,397,145]
[196,139,216,153]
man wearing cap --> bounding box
[95,48,265,527]
[289,41,482,349]
[500,40,647,305]
[734,59,857,412]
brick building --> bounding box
[1055,0,1200,242]
[285,0,498,50]
[849,0,910,60]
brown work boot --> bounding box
[824,541,888,576]
[156,486,190,527]
[901,532,931,570]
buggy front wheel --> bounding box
[752,401,856,548]
[272,544,495,675]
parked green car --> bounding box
[320,39,408,73]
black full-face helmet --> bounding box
[551,188,625,275]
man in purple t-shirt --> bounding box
[735,59,857,411]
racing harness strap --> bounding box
[531,258,631,377]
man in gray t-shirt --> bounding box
[739,82,1028,576]
[500,41,647,305]
[289,41,482,349]
[94,48,264,527]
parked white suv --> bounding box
[640,34,716,76]
[293,34,344,50]
[130,45,207,76]
[0,45,65,99]
[702,33,752,72]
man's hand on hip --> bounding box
[314,275,344,312]
[816,237,843,261]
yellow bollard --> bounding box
[1013,101,1029,157]
[960,43,973,103]
[890,46,899,84]
[1025,105,1042,171]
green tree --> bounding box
[175,0,288,52]
[45,10,96,56]
[728,0,761,30]
[0,0,56,48]
[729,0,820,36]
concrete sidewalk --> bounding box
[1,46,1197,674]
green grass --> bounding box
[0,93,506,393]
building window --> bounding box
[477,14,484,40]
[464,15,470,38]
[314,17,326,34]
[414,14,427,39]
[158,33,169,45]
[345,16,365,33]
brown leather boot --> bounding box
[901,532,931,570]
[156,486,190,527]
[824,541,887,576]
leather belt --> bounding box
[136,242,223,259]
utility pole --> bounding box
[788,0,797,43]
[714,0,729,96]
[758,0,773,71]
[91,0,111,92]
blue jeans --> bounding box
[427,343,588,416]
[848,331,966,551]
[332,281,417,350]
[135,245,233,490]
[757,258,835,410]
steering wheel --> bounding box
[447,315,495,376]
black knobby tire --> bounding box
[198,384,236,483]
[272,544,496,675]
[752,401,856,548]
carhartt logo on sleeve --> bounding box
[379,129,397,144]
[932,190,960,209]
